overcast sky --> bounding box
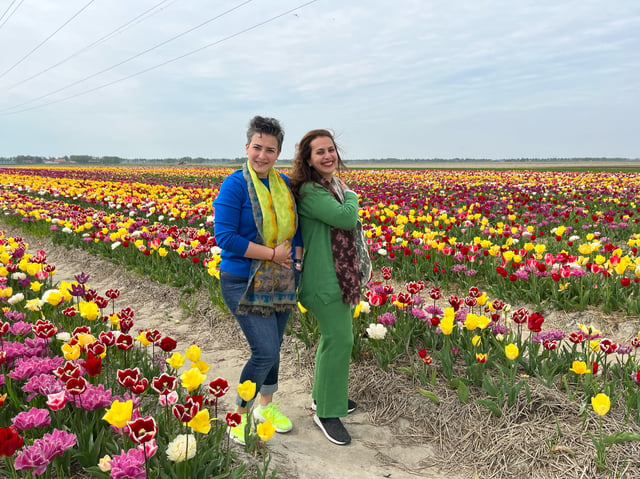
[0,0,638,160]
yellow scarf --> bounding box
[237,162,298,315]
[246,163,296,246]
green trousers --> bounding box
[306,294,354,418]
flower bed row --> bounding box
[0,232,274,478]
[1,166,639,315]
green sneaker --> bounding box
[253,402,292,433]
[227,413,248,445]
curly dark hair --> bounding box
[289,129,347,198]
[246,116,284,152]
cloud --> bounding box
[0,0,638,159]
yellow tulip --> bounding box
[569,361,591,375]
[476,293,488,306]
[353,302,363,318]
[135,332,152,346]
[591,393,610,416]
[25,298,43,311]
[471,335,481,347]
[43,289,64,306]
[78,300,100,321]
[180,367,206,391]
[237,380,257,402]
[103,400,133,429]
[61,343,81,361]
[505,343,519,361]
[166,352,185,370]
[109,313,120,327]
[476,315,491,330]
[185,344,201,362]
[464,314,479,331]
[257,420,276,441]
[440,308,455,336]
[188,409,211,434]
[76,333,96,348]
[192,360,210,374]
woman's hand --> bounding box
[272,241,292,268]
[336,177,349,191]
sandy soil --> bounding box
[2,223,459,479]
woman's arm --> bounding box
[214,173,292,266]
[299,184,359,230]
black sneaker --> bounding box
[311,399,357,414]
[313,415,351,445]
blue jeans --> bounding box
[220,271,291,408]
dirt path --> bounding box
[3,223,458,479]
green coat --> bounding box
[297,182,360,306]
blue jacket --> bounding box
[213,169,301,278]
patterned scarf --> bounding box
[319,177,362,305]
[236,162,298,316]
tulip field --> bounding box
[1,165,640,477]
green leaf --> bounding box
[602,432,640,445]
[417,388,440,405]
[481,375,499,397]
[476,399,502,417]
[456,382,469,404]
[449,378,469,404]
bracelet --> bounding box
[270,248,276,261]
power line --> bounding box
[1,0,255,112]
[0,0,98,80]
[0,0,24,30]
[6,0,176,91]
[2,0,318,116]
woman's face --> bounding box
[308,136,338,180]
[246,133,280,178]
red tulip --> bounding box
[0,322,10,336]
[117,368,141,389]
[105,289,120,299]
[115,334,134,350]
[527,312,544,333]
[599,339,618,354]
[209,377,230,398]
[225,411,242,428]
[0,426,23,457]
[83,352,103,377]
[65,377,87,395]
[512,307,529,324]
[53,362,81,382]
[152,374,178,395]
[98,331,116,347]
[127,416,158,444]
[158,336,177,352]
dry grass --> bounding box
[346,359,640,479]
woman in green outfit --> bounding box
[290,129,369,445]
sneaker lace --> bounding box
[264,401,287,423]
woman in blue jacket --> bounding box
[213,116,302,445]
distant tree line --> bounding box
[0,155,246,165]
[0,155,637,165]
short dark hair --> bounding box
[246,116,284,152]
